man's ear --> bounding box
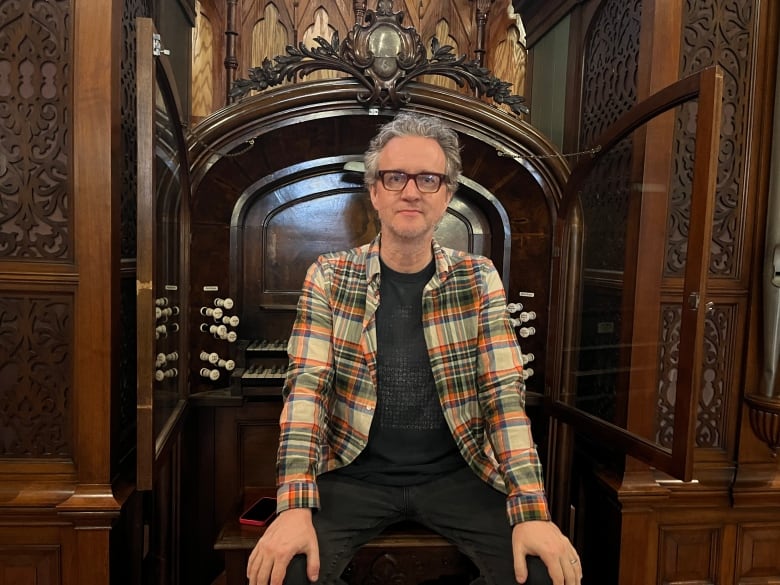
[368,185,379,209]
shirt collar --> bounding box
[366,233,452,285]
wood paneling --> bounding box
[0,545,59,585]
[0,0,123,582]
[659,526,719,584]
[737,524,780,584]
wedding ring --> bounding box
[570,558,578,565]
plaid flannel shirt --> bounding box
[276,234,550,525]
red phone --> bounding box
[239,496,277,527]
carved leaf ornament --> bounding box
[230,0,529,115]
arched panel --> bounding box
[187,80,567,400]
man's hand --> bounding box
[511,520,581,585]
[246,507,319,585]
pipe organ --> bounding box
[133,2,780,582]
[135,4,570,580]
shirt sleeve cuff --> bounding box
[276,481,320,512]
[507,493,551,525]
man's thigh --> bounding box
[284,472,404,585]
[408,466,552,585]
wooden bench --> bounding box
[215,490,478,585]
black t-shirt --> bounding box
[337,258,465,485]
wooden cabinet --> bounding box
[0,0,123,584]
[521,0,780,583]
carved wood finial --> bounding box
[353,0,367,24]
[472,0,496,67]
[224,0,239,104]
[376,0,396,16]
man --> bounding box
[247,112,582,585]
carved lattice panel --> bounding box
[667,101,698,272]
[657,0,756,458]
[697,304,734,448]
[577,0,640,272]
[657,303,731,449]
[117,274,138,465]
[579,137,633,272]
[0,293,72,458]
[121,0,152,259]
[0,0,71,260]
[580,0,641,146]
[657,305,679,449]
[668,0,755,278]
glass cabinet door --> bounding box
[548,66,723,481]
[136,17,189,490]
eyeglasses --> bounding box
[376,170,447,193]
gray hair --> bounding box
[364,112,461,192]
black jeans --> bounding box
[284,465,553,585]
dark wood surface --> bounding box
[216,488,476,585]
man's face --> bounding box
[369,135,453,244]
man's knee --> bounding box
[524,555,554,585]
[469,556,552,585]
[282,554,309,585]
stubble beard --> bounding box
[384,213,437,245]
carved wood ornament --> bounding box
[230,0,529,115]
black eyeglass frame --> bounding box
[376,170,448,193]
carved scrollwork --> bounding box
[657,304,681,448]
[0,0,71,259]
[364,553,406,585]
[230,0,529,115]
[120,0,152,259]
[0,295,72,457]
[672,0,754,278]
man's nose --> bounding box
[400,179,422,198]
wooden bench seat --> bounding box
[215,490,478,585]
